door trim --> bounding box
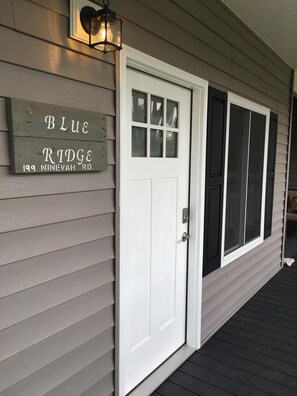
[117,45,208,396]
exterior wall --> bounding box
[0,0,293,394]
[0,1,115,395]
[112,0,292,343]
[288,97,297,190]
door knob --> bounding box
[182,232,190,242]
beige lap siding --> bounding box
[0,0,116,394]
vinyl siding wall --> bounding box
[288,98,297,190]
[112,0,292,343]
[0,0,293,394]
[0,1,115,395]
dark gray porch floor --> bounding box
[152,255,297,396]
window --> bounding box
[131,90,179,158]
[203,87,277,277]
[222,94,270,265]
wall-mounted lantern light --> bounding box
[80,0,122,53]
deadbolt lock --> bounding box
[182,208,189,224]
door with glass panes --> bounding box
[121,68,191,393]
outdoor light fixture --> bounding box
[80,0,122,53]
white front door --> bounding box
[121,68,191,394]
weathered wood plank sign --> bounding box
[6,98,107,173]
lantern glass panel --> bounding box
[90,13,122,52]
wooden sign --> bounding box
[7,98,107,174]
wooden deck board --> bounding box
[195,345,297,392]
[154,378,199,395]
[153,259,297,395]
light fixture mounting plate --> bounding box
[70,0,102,45]
[80,6,97,35]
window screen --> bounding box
[224,104,267,256]
[245,112,266,243]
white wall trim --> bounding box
[70,0,102,44]
[118,45,208,395]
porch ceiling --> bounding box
[222,0,297,69]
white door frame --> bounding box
[118,45,208,396]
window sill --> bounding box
[222,236,263,267]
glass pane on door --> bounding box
[132,90,147,123]
[151,96,164,125]
[150,129,163,157]
[167,100,178,128]
[166,131,178,158]
[132,127,147,157]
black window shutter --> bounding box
[264,112,278,239]
[203,87,227,277]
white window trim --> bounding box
[221,93,270,267]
